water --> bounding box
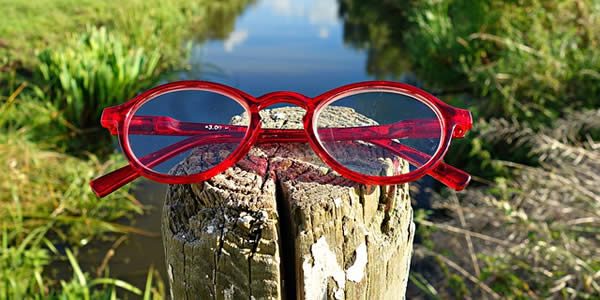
[189,0,370,95]
[179,0,417,94]
[102,0,434,290]
[80,181,167,292]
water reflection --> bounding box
[190,0,258,41]
[339,0,414,80]
[187,0,368,96]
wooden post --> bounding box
[162,107,415,299]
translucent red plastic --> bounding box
[90,80,473,197]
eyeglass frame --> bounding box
[90,80,473,197]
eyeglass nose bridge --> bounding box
[256,91,314,111]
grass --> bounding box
[0,34,157,298]
[341,0,600,176]
[341,0,600,298]
[401,1,600,297]
[0,0,252,69]
[1,227,49,298]
[0,94,162,298]
[1,0,254,297]
[404,0,600,125]
[414,109,600,298]
[0,130,145,244]
[36,27,162,130]
[1,82,77,150]
[1,225,164,299]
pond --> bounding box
[101,0,435,289]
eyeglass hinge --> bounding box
[100,106,124,135]
[452,109,473,138]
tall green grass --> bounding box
[404,0,600,125]
[36,27,161,130]
[0,96,160,298]
[1,227,49,298]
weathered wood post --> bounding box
[162,107,415,299]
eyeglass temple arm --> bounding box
[124,116,470,189]
[370,140,470,190]
[90,134,469,197]
[90,135,238,197]
[91,127,470,197]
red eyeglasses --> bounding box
[90,80,473,197]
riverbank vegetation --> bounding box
[1,0,251,297]
[341,0,600,297]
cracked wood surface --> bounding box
[162,107,415,300]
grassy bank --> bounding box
[0,0,252,69]
[412,110,600,298]
[0,117,162,297]
[1,0,252,297]
[406,1,600,297]
[0,75,158,299]
[0,131,141,241]
[405,0,600,123]
[341,0,600,298]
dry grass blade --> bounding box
[416,219,513,247]
[452,192,480,277]
[417,247,502,299]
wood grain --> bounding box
[162,107,414,299]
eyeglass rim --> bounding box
[310,86,447,182]
[112,80,462,186]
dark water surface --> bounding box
[103,0,432,290]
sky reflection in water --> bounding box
[189,0,372,96]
